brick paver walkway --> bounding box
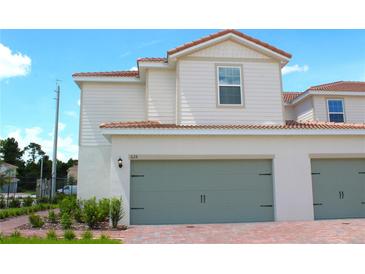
[0,210,51,234]
[2,215,365,243]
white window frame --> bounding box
[327,98,346,123]
[217,66,243,106]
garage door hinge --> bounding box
[260,204,273,207]
[131,207,144,210]
[311,172,320,175]
[359,172,365,175]
[313,203,323,206]
[361,202,365,205]
[131,174,144,178]
[259,173,272,176]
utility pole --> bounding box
[51,82,60,199]
[40,156,44,197]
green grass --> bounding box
[0,235,121,244]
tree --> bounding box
[23,142,45,163]
[0,138,24,166]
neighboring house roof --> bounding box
[72,71,139,77]
[307,81,365,92]
[137,57,167,63]
[282,92,303,104]
[100,120,365,130]
[0,162,18,169]
[167,29,292,59]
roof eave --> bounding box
[168,32,291,64]
[100,128,365,136]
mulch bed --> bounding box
[18,218,128,231]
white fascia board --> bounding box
[290,91,365,105]
[101,128,365,136]
[73,76,143,83]
[168,33,291,63]
[138,62,172,69]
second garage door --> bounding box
[130,159,274,225]
[312,159,365,220]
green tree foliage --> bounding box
[0,138,23,166]
[23,142,45,163]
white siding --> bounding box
[294,97,314,121]
[313,95,365,123]
[146,69,176,123]
[80,82,145,145]
[178,59,284,124]
[189,40,269,59]
[283,105,296,121]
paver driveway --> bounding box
[119,219,365,244]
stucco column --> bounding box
[110,138,130,225]
[273,152,314,221]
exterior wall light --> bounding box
[118,158,123,168]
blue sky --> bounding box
[1,29,365,161]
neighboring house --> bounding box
[283,81,365,123]
[73,29,365,226]
[67,164,78,182]
[0,162,19,193]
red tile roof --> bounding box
[282,92,303,103]
[137,57,167,62]
[72,71,139,78]
[167,29,292,59]
[307,81,365,92]
[100,120,365,130]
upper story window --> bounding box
[327,99,345,123]
[217,66,243,106]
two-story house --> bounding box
[73,29,365,226]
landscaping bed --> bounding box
[0,203,58,221]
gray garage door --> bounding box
[312,159,365,220]
[130,159,274,225]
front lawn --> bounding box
[0,235,121,244]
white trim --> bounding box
[73,76,143,83]
[310,153,365,159]
[101,128,365,136]
[128,154,275,160]
[327,98,345,122]
[168,33,291,63]
[216,66,243,106]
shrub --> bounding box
[83,197,100,229]
[100,234,110,240]
[60,213,73,229]
[74,199,84,223]
[59,196,77,216]
[110,197,124,229]
[23,196,34,207]
[98,198,110,222]
[11,230,21,238]
[46,229,57,240]
[63,230,76,240]
[36,197,49,204]
[81,230,93,240]
[29,213,44,228]
[0,196,5,209]
[48,210,57,223]
[8,197,21,208]
[0,203,56,220]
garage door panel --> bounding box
[312,159,365,220]
[131,159,274,225]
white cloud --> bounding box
[6,126,78,162]
[138,40,161,48]
[282,64,309,75]
[0,43,31,80]
[58,122,66,131]
[65,111,77,118]
[129,66,138,71]
[77,99,80,107]
[120,51,131,58]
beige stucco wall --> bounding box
[97,134,365,225]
